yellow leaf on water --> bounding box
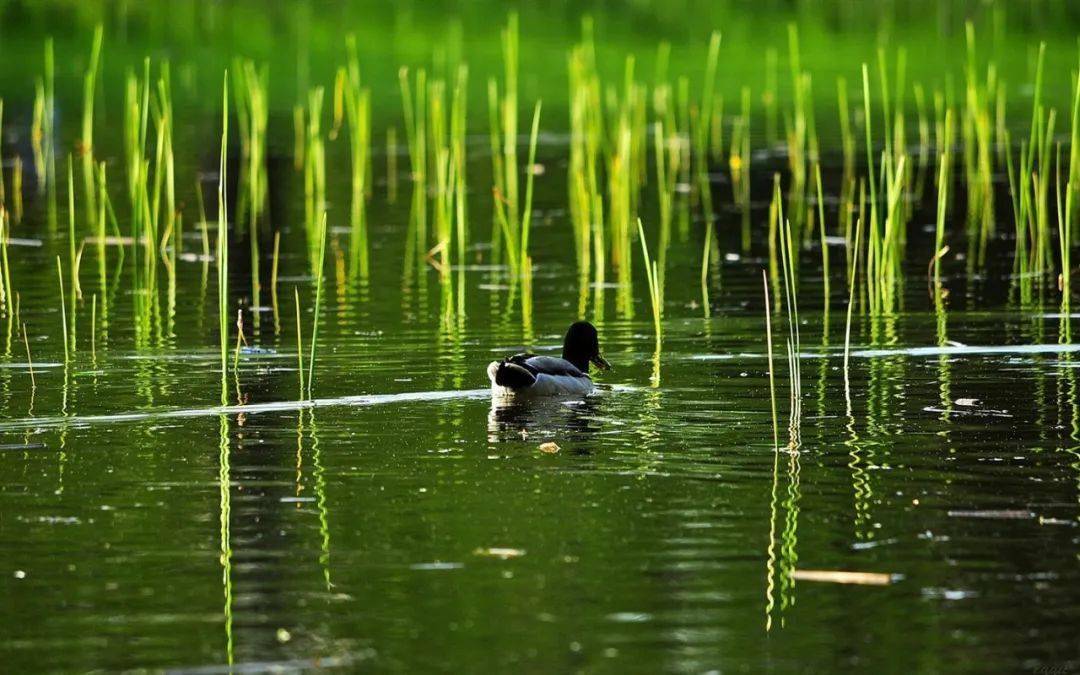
[473,547,526,559]
[539,442,560,454]
[792,570,895,585]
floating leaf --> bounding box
[473,547,525,559]
[792,570,896,585]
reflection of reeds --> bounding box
[217,413,234,667]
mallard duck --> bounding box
[487,321,610,398]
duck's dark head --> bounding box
[562,321,611,373]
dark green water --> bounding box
[2,2,1080,673]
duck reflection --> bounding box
[486,394,604,447]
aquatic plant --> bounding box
[339,36,372,278]
[636,217,663,365]
[217,71,230,404]
[307,211,328,400]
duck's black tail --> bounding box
[492,360,537,389]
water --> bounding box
[2,140,1078,672]
[2,4,1080,672]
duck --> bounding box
[487,321,611,398]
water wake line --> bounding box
[0,388,493,432]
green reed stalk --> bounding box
[271,231,281,330]
[66,158,78,352]
[501,13,520,243]
[451,66,469,277]
[387,126,398,204]
[342,35,371,277]
[235,60,268,306]
[774,178,801,418]
[636,218,663,352]
[90,293,98,364]
[518,102,542,269]
[56,256,68,364]
[22,322,34,389]
[934,110,955,285]
[217,71,230,403]
[0,211,11,316]
[81,25,103,223]
[294,287,305,399]
[306,211,327,400]
[844,217,863,375]
[861,64,880,313]
[0,99,5,209]
[1057,144,1073,306]
[11,157,21,223]
[399,67,427,257]
[44,38,56,226]
[815,165,829,309]
[763,270,779,451]
[696,31,721,317]
[293,104,305,171]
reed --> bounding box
[22,322,34,389]
[774,178,801,422]
[696,31,721,317]
[66,158,79,352]
[763,270,779,451]
[341,35,372,278]
[234,59,268,308]
[11,156,21,223]
[271,230,281,331]
[399,66,427,262]
[217,71,230,403]
[294,287,305,399]
[387,126,398,204]
[0,209,11,319]
[1057,144,1073,308]
[0,99,5,209]
[306,211,328,400]
[814,164,829,310]
[518,102,542,270]
[568,26,605,309]
[933,110,955,286]
[305,87,328,253]
[962,23,999,266]
[31,81,45,193]
[844,217,864,377]
[81,25,103,223]
[636,218,663,356]
[56,256,69,364]
[489,14,521,271]
[731,87,752,251]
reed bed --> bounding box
[0,15,1078,411]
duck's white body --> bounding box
[487,357,595,399]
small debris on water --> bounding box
[792,570,897,585]
[947,509,1035,520]
[539,442,560,454]
[276,628,292,643]
[410,562,464,571]
[474,547,525,559]
[13,570,26,579]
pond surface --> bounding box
[0,130,1078,674]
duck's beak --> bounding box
[591,354,611,370]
